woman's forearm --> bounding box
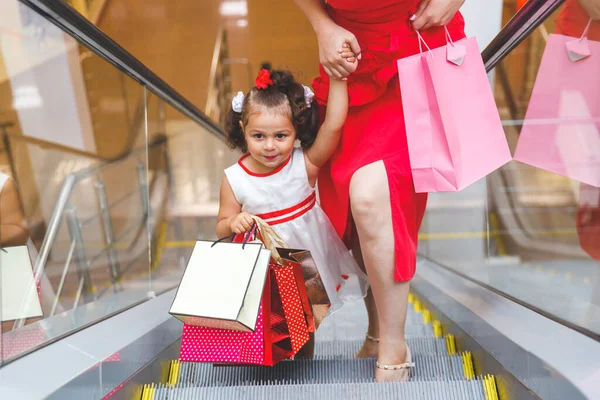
[293,0,334,34]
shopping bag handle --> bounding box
[210,216,289,264]
[416,27,459,52]
[580,18,592,42]
[416,30,434,57]
[250,215,288,265]
[210,222,258,249]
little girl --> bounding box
[216,67,368,314]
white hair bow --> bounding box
[303,85,314,108]
[232,91,245,113]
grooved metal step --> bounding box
[313,337,448,358]
[314,304,436,341]
[176,355,468,386]
[151,380,488,400]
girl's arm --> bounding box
[216,177,254,238]
[304,78,348,186]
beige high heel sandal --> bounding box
[376,345,414,371]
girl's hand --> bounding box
[317,22,361,80]
[229,212,255,235]
[339,42,357,64]
[411,0,465,31]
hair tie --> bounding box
[232,91,245,113]
[255,69,274,89]
[303,85,314,108]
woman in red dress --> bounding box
[294,0,465,381]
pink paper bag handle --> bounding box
[416,30,434,57]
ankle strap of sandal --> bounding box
[376,360,415,370]
[365,333,380,343]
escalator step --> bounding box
[314,337,448,359]
[151,379,487,400]
[176,355,469,386]
[312,300,435,343]
[315,320,435,341]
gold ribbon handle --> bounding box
[250,215,288,265]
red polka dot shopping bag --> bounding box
[177,217,314,365]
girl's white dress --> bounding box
[225,148,368,314]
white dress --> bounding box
[225,148,368,314]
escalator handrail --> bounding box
[18,0,227,143]
[482,0,565,72]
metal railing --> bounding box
[28,134,169,319]
[205,26,253,126]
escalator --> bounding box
[0,0,599,399]
[142,296,498,400]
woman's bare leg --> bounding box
[351,230,379,359]
[349,160,411,382]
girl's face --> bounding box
[241,107,296,172]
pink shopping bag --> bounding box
[397,29,511,193]
[514,21,600,187]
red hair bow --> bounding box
[255,69,274,89]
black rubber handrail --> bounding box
[18,0,226,142]
[483,0,565,72]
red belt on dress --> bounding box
[256,192,316,226]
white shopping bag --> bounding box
[1,245,43,322]
[169,240,271,332]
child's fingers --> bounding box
[337,42,351,53]
[344,57,357,63]
[239,218,253,230]
[341,51,356,58]
[244,215,255,228]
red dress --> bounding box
[313,0,465,282]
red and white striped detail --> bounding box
[256,192,316,226]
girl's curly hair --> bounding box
[225,69,319,153]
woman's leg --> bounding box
[351,229,380,358]
[349,160,411,382]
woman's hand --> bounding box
[317,21,361,80]
[229,212,255,235]
[579,0,600,20]
[411,0,465,31]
